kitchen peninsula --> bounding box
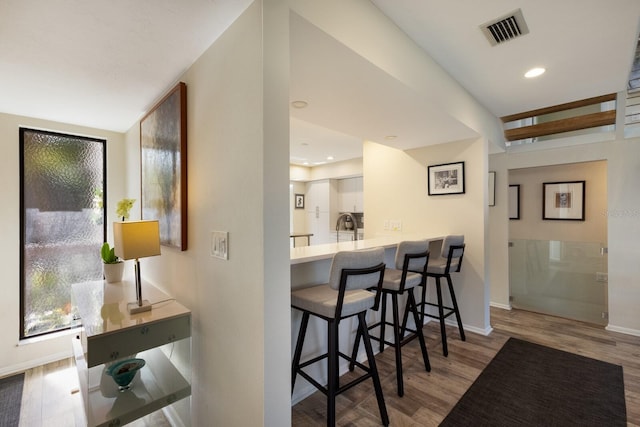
[290,234,443,404]
[291,235,443,279]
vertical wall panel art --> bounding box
[140,82,187,250]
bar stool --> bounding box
[350,240,431,397]
[291,248,389,427]
[416,235,466,357]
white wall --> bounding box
[489,137,640,335]
[122,2,290,425]
[488,154,510,308]
[308,157,363,180]
[290,181,307,234]
[509,161,607,243]
[0,112,126,377]
[364,138,491,334]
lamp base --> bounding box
[127,300,152,314]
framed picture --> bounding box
[428,161,465,195]
[509,185,520,220]
[488,171,496,206]
[543,181,585,221]
[294,194,305,209]
[140,82,188,250]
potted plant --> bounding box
[101,242,124,283]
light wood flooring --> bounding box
[15,357,170,427]
[292,307,640,426]
[10,307,640,426]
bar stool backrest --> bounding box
[441,235,465,273]
[395,240,429,272]
[328,247,385,291]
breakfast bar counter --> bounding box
[290,235,421,264]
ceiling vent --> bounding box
[481,9,529,46]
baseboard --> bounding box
[443,319,493,336]
[490,302,512,310]
[606,324,640,337]
[0,350,72,378]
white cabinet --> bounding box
[306,211,333,244]
[338,176,363,213]
[72,280,191,427]
[305,179,338,244]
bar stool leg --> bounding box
[419,280,428,326]
[327,319,339,427]
[348,326,361,372]
[379,294,387,353]
[292,312,310,393]
[435,277,449,357]
[407,289,431,372]
[358,312,389,426]
[446,274,466,341]
[391,293,404,397]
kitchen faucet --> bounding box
[336,212,358,242]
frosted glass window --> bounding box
[20,128,106,338]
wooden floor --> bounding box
[15,357,170,427]
[292,307,640,426]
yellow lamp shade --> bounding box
[113,220,161,260]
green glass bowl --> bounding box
[106,358,146,391]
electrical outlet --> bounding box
[595,272,608,282]
[211,231,229,260]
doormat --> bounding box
[0,372,24,427]
[440,338,626,426]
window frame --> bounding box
[19,127,107,340]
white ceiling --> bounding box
[1,1,639,166]
[371,0,640,117]
[0,0,253,132]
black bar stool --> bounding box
[291,248,389,427]
[416,235,466,357]
[350,240,431,397]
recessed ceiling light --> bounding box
[291,100,308,109]
[524,67,545,78]
[385,135,397,140]
[327,156,334,160]
[303,162,309,165]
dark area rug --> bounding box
[440,338,626,426]
[0,372,24,427]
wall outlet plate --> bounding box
[211,231,229,260]
[390,220,402,231]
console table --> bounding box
[72,280,191,427]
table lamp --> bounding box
[113,220,161,314]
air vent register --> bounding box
[481,9,529,46]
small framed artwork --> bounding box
[509,185,520,220]
[141,82,188,250]
[488,171,496,206]
[543,181,585,221]
[294,194,305,209]
[428,161,465,195]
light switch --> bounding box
[390,220,402,231]
[211,231,229,260]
